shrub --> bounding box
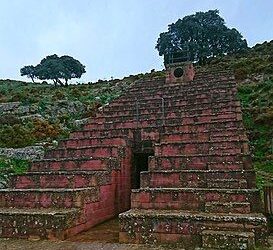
[52,90,66,101]
[234,68,248,80]
[0,124,35,148]
[0,114,21,126]
[32,119,62,141]
[0,157,30,187]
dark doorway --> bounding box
[132,152,154,189]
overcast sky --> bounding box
[0,0,273,82]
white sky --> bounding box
[0,0,273,82]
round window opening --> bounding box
[173,67,184,78]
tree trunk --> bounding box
[53,79,57,87]
[65,79,68,87]
[30,76,35,83]
[57,79,64,87]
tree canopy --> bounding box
[156,10,248,65]
[20,65,36,83]
[20,55,86,86]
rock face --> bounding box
[0,100,87,121]
[0,146,44,160]
[0,70,268,248]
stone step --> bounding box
[100,106,241,120]
[122,92,236,104]
[129,75,233,85]
[31,157,120,172]
[155,140,249,156]
[120,93,234,107]
[129,72,234,90]
[87,112,243,129]
[96,106,242,122]
[161,130,247,142]
[113,92,236,106]
[201,230,255,249]
[107,96,238,110]
[9,171,110,189]
[120,82,237,100]
[140,170,255,189]
[164,120,244,133]
[45,145,126,159]
[130,188,261,212]
[129,76,234,92]
[71,127,134,140]
[0,207,79,239]
[102,99,240,113]
[59,136,128,148]
[207,178,248,189]
[204,202,251,214]
[111,90,237,107]
[84,112,242,130]
[128,84,237,97]
[0,187,99,208]
[149,154,252,170]
[119,83,236,95]
[71,120,244,140]
[119,209,267,246]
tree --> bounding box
[156,10,248,65]
[60,55,86,86]
[20,65,36,83]
[35,54,65,87]
[21,54,86,86]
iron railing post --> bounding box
[162,97,165,126]
[135,99,139,128]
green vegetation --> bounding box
[206,40,273,80]
[238,79,273,190]
[156,10,247,64]
[0,71,163,148]
[0,117,67,148]
[0,157,30,187]
[20,54,86,86]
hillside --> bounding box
[0,71,164,148]
[0,41,273,190]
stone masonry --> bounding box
[0,68,268,249]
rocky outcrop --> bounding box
[0,146,44,160]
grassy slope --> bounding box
[238,80,273,189]
[0,72,165,148]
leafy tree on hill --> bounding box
[35,54,64,86]
[20,65,36,83]
[156,10,248,65]
[60,55,86,86]
[20,54,86,87]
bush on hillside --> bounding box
[0,157,30,187]
[0,124,35,148]
[0,114,21,126]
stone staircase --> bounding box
[117,71,268,248]
[0,70,268,248]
